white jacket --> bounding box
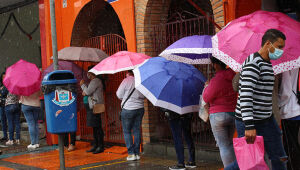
[278,69,300,119]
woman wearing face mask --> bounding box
[202,57,237,167]
[80,65,105,154]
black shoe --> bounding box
[86,146,97,152]
[169,164,186,170]
[0,137,7,142]
[185,162,196,168]
[93,147,104,154]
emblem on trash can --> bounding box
[52,89,75,106]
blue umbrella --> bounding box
[159,35,213,64]
[133,57,207,114]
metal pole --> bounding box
[58,134,65,170]
[49,0,64,170]
[50,0,59,70]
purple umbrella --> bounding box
[42,61,88,82]
[159,35,213,64]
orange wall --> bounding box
[39,0,137,69]
[223,0,261,24]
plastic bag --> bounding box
[198,86,209,122]
[233,136,269,170]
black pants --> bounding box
[93,126,104,149]
[63,132,76,147]
[168,114,195,165]
[282,119,300,170]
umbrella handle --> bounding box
[207,64,210,80]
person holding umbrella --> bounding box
[161,108,196,170]
[80,65,105,154]
[203,57,237,167]
[225,29,287,170]
[5,92,21,145]
[117,70,145,161]
[20,90,42,150]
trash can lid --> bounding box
[42,70,77,85]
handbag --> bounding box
[93,103,105,114]
[91,96,105,114]
[199,86,209,122]
[119,88,135,120]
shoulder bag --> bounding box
[119,88,135,120]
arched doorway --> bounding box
[70,0,127,144]
[136,0,218,147]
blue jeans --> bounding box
[5,104,21,140]
[168,114,195,165]
[22,105,41,144]
[210,112,236,167]
[0,106,8,139]
[225,117,287,170]
[121,108,144,155]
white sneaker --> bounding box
[126,154,136,161]
[6,140,13,145]
[34,144,40,148]
[28,144,38,150]
[15,140,20,145]
[135,155,140,160]
[27,144,35,149]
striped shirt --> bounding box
[235,52,274,130]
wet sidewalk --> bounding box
[0,141,222,170]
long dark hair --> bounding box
[0,72,5,86]
[210,57,226,69]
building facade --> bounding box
[38,0,298,148]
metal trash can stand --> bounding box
[42,70,77,134]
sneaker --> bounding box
[28,144,38,150]
[34,144,40,148]
[27,144,35,149]
[126,154,136,161]
[5,140,13,145]
[15,140,20,145]
[67,144,75,152]
[135,154,140,160]
[185,162,196,168]
[169,164,186,170]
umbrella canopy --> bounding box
[160,35,213,64]
[212,10,300,74]
[55,47,108,62]
[4,59,41,96]
[133,57,206,114]
[42,61,88,82]
[89,51,151,75]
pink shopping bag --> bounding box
[233,136,269,170]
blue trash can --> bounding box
[42,70,77,134]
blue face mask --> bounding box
[269,43,284,60]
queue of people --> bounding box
[0,29,299,170]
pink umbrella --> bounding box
[89,51,151,74]
[4,59,41,96]
[212,10,300,74]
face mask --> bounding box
[87,73,92,79]
[269,43,284,60]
